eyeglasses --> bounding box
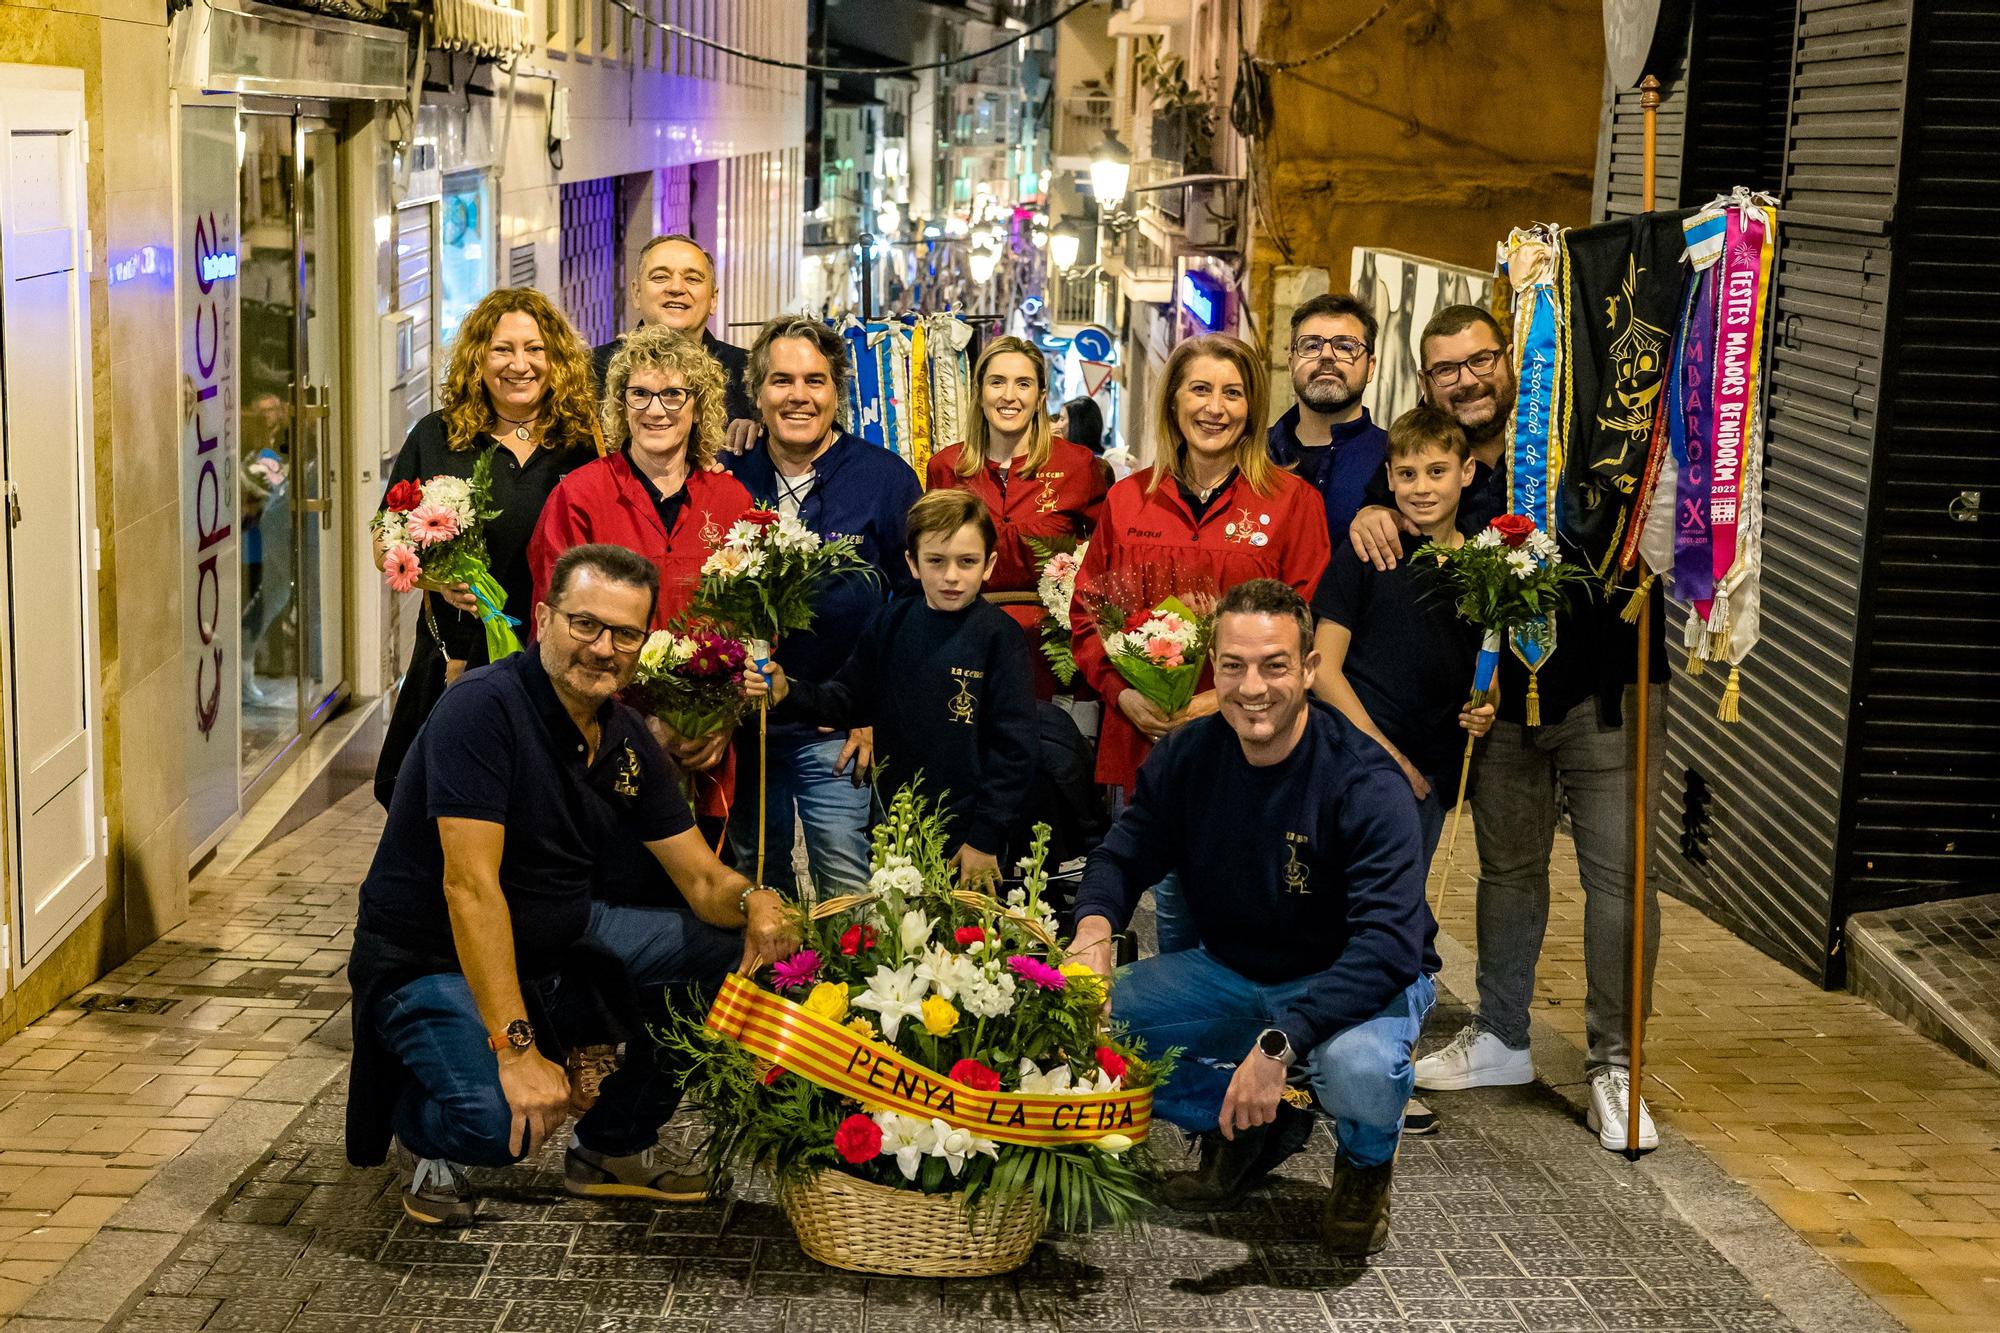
[1291,335,1371,363]
[548,607,648,653]
[625,385,691,411]
[1423,348,1505,387]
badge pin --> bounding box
[1252,532,1269,547]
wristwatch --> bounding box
[1256,1028,1295,1066]
[488,1019,534,1055]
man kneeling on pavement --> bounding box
[1067,579,1437,1255]
[345,543,796,1225]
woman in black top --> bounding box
[373,287,601,805]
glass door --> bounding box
[296,122,347,730]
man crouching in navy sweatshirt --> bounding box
[756,490,1035,886]
[1068,579,1438,1256]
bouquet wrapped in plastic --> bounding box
[630,625,752,741]
[372,450,519,660]
[1077,564,1218,718]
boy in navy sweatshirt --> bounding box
[758,491,1036,885]
[1069,580,1436,1256]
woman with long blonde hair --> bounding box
[925,336,1108,696]
[373,287,600,806]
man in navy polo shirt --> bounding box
[1268,293,1390,544]
[723,316,922,896]
[347,544,795,1226]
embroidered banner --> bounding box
[703,974,1153,1148]
[1501,225,1565,676]
[1701,205,1770,622]
[1671,252,1720,607]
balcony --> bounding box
[1053,92,1114,166]
[1051,270,1098,328]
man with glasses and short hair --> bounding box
[345,543,797,1225]
[1268,293,1389,544]
[593,233,760,452]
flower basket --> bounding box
[777,1168,1044,1277]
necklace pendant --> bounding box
[515,426,530,442]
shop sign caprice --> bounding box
[188,217,236,738]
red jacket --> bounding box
[928,438,1110,697]
[528,455,755,821]
[528,455,755,627]
[1071,465,1331,792]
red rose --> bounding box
[1490,514,1535,548]
[743,509,781,528]
[954,926,988,948]
[833,1112,883,1165]
[839,923,878,956]
[1095,1046,1129,1081]
[384,480,422,513]
[949,1058,1002,1092]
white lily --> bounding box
[928,1118,998,1176]
[873,1111,936,1181]
[1016,1058,1075,1096]
[852,962,927,1041]
[918,944,980,1001]
[899,907,933,957]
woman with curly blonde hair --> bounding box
[528,325,756,802]
[373,288,600,807]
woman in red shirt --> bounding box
[1070,333,1331,795]
[927,336,1108,697]
[529,324,754,792]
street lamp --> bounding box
[968,243,999,286]
[1050,220,1083,273]
[1089,130,1132,207]
[876,200,901,235]
[1029,214,1049,250]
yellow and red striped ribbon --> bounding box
[702,974,1151,1148]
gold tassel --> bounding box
[1685,650,1705,677]
[1620,572,1655,623]
[1525,675,1541,726]
[1717,666,1741,723]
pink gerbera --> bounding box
[1005,955,1067,991]
[404,503,461,546]
[383,544,422,593]
[772,949,822,992]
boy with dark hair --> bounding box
[757,490,1036,885]
[1312,406,1496,865]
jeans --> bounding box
[1112,947,1435,1168]
[1468,693,1660,1070]
[376,901,740,1165]
[1149,873,1200,955]
[728,730,871,897]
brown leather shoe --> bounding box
[564,1143,730,1203]
[1322,1152,1394,1256]
[1158,1103,1311,1211]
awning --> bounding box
[428,0,533,57]
[173,0,411,100]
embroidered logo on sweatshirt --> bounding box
[1225,507,1272,548]
[1035,482,1059,513]
[698,511,721,546]
[612,744,643,797]
[1282,832,1311,895]
[947,678,977,725]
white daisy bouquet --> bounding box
[688,508,873,662]
[1026,537,1088,684]
[670,784,1165,1239]
[372,450,519,660]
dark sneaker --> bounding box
[1160,1103,1311,1211]
[1322,1152,1395,1256]
[402,1157,475,1227]
[1402,1097,1439,1137]
[564,1143,729,1203]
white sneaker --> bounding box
[1586,1067,1659,1152]
[1413,1024,1534,1091]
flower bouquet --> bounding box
[1077,564,1218,719]
[372,451,519,661]
[630,624,752,742]
[674,784,1165,1277]
[1026,537,1087,685]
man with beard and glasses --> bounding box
[1347,305,1661,1156]
[1268,293,1389,544]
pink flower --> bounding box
[404,503,462,546]
[1006,955,1066,991]
[772,949,821,992]
[383,545,422,593]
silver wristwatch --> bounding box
[1256,1027,1295,1066]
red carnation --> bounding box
[949,1058,1001,1092]
[743,509,781,528]
[1095,1046,1129,1081]
[839,923,878,956]
[954,926,988,948]
[833,1113,883,1164]
[384,480,422,513]
[760,1063,785,1086]
[1490,514,1536,548]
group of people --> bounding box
[347,233,1660,1261]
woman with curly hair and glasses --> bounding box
[373,287,601,807]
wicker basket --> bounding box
[777,1169,1045,1277]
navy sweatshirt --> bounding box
[777,594,1036,855]
[723,431,921,737]
[1267,406,1389,544]
[1074,700,1439,1054]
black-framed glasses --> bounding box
[625,385,691,411]
[1291,334,1371,363]
[1423,348,1505,387]
[548,606,648,653]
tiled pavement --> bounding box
[0,786,1986,1329]
[1846,895,2000,1074]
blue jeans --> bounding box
[1150,872,1199,955]
[728,730,871,897]
[375,901,740,1164]
[1112,948,1435,1168]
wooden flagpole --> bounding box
[1627,73,1661,1160]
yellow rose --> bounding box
[1060,962,1105,1005]
[802,981,850,1023]
[920,994,960,1038]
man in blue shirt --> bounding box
[1069,580,1437,1256]
[1267,293,1389,543]
[347,544,795,1226]
[723,317,922,897]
